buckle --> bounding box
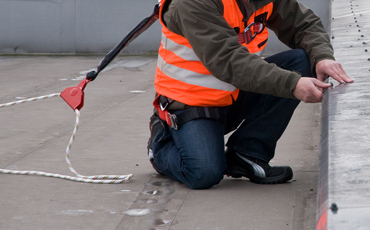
[159,96,174,111]
[244,22,264,44]
[160,102,169,111]
[166,112,178,130]
[244,22,256,44]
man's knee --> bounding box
[265,49,312,77]
[185,166,226,190]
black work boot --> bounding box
[147,114,166,175]
[225,149,293,184]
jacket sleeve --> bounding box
[267,0,335,76]
[164,0,301,99]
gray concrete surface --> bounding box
[317,0,370,229]
[0,0,329,56]
[0,56,320,230]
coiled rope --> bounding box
[0,94,132,184]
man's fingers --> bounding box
[337,64,354,83]
[313,79,332,89]
[294,77,326,103]
[329,64,352,83]
[316,59,354,84]
[316,72,327,82]
[330,63,346,83]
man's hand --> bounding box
[316,59,354,83]
[294,59,354,103]
[293,77,331,103]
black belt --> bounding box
[154,95,222,130]
[170,106,221,130]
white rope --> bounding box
[0,94,61,108]
[0,94,133,184]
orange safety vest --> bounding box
[155,0,273,107]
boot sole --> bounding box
[227,166,293,184]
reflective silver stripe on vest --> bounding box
[161,34,200,61]
[157,55,236,91]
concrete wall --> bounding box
[265,0,331,55]
[0,0,330,55]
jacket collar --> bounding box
[236,0,253,24]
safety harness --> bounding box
[238,22,265,44]
[153,95,222,130]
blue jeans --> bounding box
[152,49,312,189]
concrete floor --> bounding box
[0,56,320,230]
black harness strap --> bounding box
[175,107,221,127]
[86,4,160,81]
[154,95,222,130]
